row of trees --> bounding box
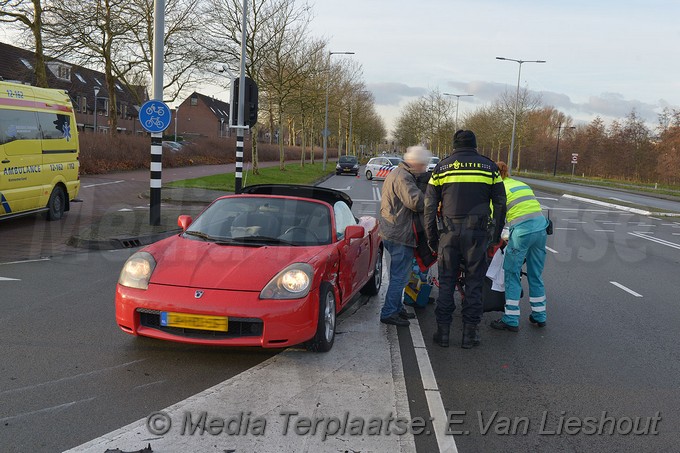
[393,88,680,185]
[1,0,386,172]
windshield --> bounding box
[430,157,440,164]
[388,157,403,166]
[338,156,358,164]
[185,196,332,246]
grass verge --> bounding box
[165,163,335,191]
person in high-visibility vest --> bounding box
[490,161,548,331]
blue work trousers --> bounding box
[502,227,547,327]
[381,240,414,319]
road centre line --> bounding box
[562,194,651,215]
[81,180,125,188]
[610,281,643,298]
[0,258,50,266]
[409,315,459,453]
[556,227,577,231]
[594,230,615,233]
[628,232,680,250]
[0,276,21,281]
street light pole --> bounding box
[174,106,178,142]
[323,51,354,171]
[443,93,473,131]
[553,124,575,176]
[496,56,546,176]
[93,87,99,133]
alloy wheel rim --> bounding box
[324,291,335,342]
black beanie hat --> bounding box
[453,130,477,149]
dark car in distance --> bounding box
[336,155,360,176]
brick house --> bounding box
[169,92,230,140]
[0,41,146,133]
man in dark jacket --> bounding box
[379,145,432,326]
[424,130,506,348]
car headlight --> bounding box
[336,164,341,169]
[260,263,313,299]
[118,251,156,290]
[353,164,359,169]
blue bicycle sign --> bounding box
[139,100,171,133]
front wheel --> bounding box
[360,246,383,296]
[365,170,373,180]
[46,186,66,221]
[307,282,336,352]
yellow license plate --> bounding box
[161,312,228,332]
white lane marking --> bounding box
[536,196,558,201]
[649,216,663,221]
[374,186,382,202]
[661,223,680,227]
[0,397,97,423]
[0,258,50,266]
[0,277,20,281]
[565,220,586,224]
[594,230,615,233]
[633,224,656,227]
[673,233,680,236]
[610,281,643,298]
[600,222,621,225]
[562,194,651,215]
[545,246,558,254]
[609,197,625,202]
[409,315,459,453]
[538,207,615,213]
[628,232,680,250]
[0,359,147,396]
[118,208,133,212]
[556,227,577,231]
[81,180,125,188]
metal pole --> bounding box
[93,88,99,133]
[496,57,545,176]
[348,103,353,155]
[443,93,473,132]
[322,53,330,170]
[322,51,354,170]
[508,62,522,176]
[553,125,562,177]
[149,0,165,225]
[234,0,248,194]
[174,106,178,142]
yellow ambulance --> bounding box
[0,80,80,220]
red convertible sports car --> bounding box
[115,184,383,352]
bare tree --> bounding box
[1,0,48,86]
[43,0,140,133]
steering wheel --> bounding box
[282,226,320,242]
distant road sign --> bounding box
[139,100,171,133]
[571,153,579,164]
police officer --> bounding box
[424,130,506,348]
[490,161,549,332]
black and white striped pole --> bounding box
[234,0,249,194]
[149,0,165,225]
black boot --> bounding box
[433,323,450,347]
[461,323,481,349]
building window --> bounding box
[115,83,123,92]
[94,78,103,86]
[57,65,71,81]
[75,72,86,83]
[190,96,198,106]
[81,96,87,113]
[20,58,33,70]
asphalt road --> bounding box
[2,166,680,452]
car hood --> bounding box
[146,236,326,291]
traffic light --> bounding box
[231,77,258,127]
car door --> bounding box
[333,201,370,303]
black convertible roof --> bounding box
[241,184,353,208]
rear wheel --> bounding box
[307,282,336,352]
[366,170,373,180]
[46,186,66,221]
[360,246,383,296]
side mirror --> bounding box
[344,225,365,241]
[177,215,193,231]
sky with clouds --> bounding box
[307,0,680,136]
